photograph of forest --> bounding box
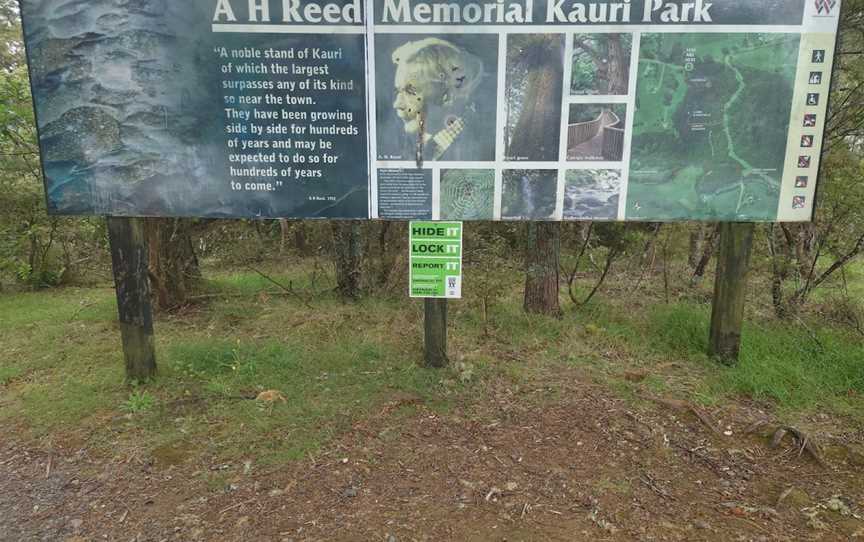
[504,34,565,162]
[571,33,633,95]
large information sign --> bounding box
[20,0,842,222]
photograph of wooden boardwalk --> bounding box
[567,105,626,161]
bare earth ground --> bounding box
[2,366,863,542]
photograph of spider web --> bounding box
[440,169,495,220]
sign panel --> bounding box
[20,0,369,218]
[20,0,842,222]
[409,221,463,298]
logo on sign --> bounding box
[814,0,837,14]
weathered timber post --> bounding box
[708,222,755,365]
[423,298,448,367]
[107,217,157,381]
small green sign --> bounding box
[409,221,463,299]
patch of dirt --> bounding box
[1,367,863,541]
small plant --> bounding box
[122,389,156,414]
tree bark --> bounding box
[107,217,156,381]
[688,224,705,269]
[708,223,755,365]
[279,219,290,254]
[691,224,720,285]
[331,221,365,300]
[767,224,793,318]
[144,218,201,312]
[423,298,448,368]
[524,222,561,316]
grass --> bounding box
[585,301,864,416]
[1,262,862,469]
[0,268,471,464]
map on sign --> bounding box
[18,0,841,222]
[628,33,801,221]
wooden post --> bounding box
[708,222,755,365]
[423,298,448,368]
[107,217,157,381]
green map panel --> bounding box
[627,33,801,221]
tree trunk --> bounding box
[691,224,720,286]
[331,221,365,300]
[279,219,290,254]
[144,218,200,312]
[294,221,309,255]
[793,222,817,282]
[524,222,561,316]
[767,225,792,318]
[688,224,705,269]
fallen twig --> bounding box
[769,426,826,467]
[640,473,675,500]
[645,396,721,435]
[245,266,313,309]
[0,455,19,466]
[219,497,256,516]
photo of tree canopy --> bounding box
[571,33,633,95]
[505,34,564,162]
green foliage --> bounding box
[0,0,23,72]
[122,389,157,414]
[0,13,106,289]
[646,304,864,412]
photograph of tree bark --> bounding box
[504,34,565,162]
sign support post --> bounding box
[410,221,463,368]
[106,217,157,381]
[708,222,755,365]
[424,299,448,368]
